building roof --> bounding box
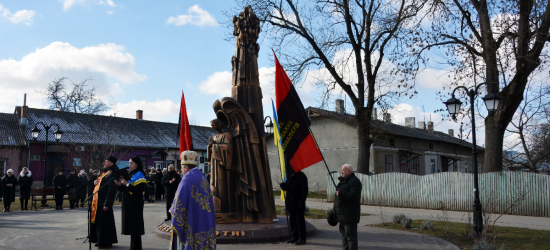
[0,112,26,146]
[307,107,482,150]
[15,107,215,150]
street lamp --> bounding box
[31,122,63,198]
[264,116,274,135]
[443,82,500,237]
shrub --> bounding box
[392,213,407,224]
[401,218,413,229]
[420,220,434,231]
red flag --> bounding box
[178,91,192,154]
[274,52,323,172]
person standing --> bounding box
[280,170,308,245]
[52,169,67,210]
[88,170,98,197]
[18,167,33,211]
[154,168,163,201]
[115,156,146,250]
[76,171,88,207]
[2,169,18,212]
[161,164,181,221]
[146,167,156,203]
[67,169,79,209]
[170,151,216,250]
[89,156,119,249]
[334,164,362,250]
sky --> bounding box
[0,0,507,148]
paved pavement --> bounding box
[278,197,550,231]
[0,201,458,250]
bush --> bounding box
[420,220,434,231]
[392,213,407,224]
[401,218,413,229]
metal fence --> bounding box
[327,172,550,217]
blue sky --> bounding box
[0,1,486,144]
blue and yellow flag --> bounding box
[272,99,287,201]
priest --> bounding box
[170,150,216,250]
[90,156,119,249]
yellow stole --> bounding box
[91,170,111,223]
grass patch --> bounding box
[7,195,122,211]
[275,205,370,219]
[273,190,327,200]
[371,219,550,250]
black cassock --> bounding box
[90,165,118,246]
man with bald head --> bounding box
[161,164,181,221]
[334,164,362,250]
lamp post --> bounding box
[31,122,63,192]
[443,82,501,237]
[264,116,274,136]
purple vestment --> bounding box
[170,168,216,250]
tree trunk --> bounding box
[484,115,506,172]
[355,107,374,174]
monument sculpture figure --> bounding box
[207,6,276,224]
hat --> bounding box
[180,150,198,166]
[70,169,76,172]
[92,170,98,173]
[162,168,167,171]
[58,169,64,173]
[107,156,118,164]
[6,169,13,174]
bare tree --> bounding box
[39,77,109,115]
[414,0,550,172]
[229,0,428,174]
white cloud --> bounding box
[416,68,452,89]
[198,71,232,96]
[0,4,36,25]
[0,41,146,113]
[98,0,116,7]
[166,5,218,27]
[107,10,114,15]
[60,0,116,11]
[112,99,183,123]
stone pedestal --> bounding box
[155,215,316,244]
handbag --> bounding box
[327,209,338,226]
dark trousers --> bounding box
[55,194,64,207]
[339,223,358,250]
[155,185,163,200]
[4,201,11,211]
[19,199,29,210]
[69,199,77,209]
[166,196,174,219]
[288,211,307,240]
[130,235,142,250]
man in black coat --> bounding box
[89,156,119,248]
[67,169,79,209]
[161,165,181,221]
[154,168,164,201]
[334,164,362,250]
[2,169,18,212]
[76,171,88,208]
[280,170,308,245]
[18,167,33,210]
[53,169,67,210]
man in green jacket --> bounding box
[334,164,362,250]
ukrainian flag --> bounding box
[272,99,287,201]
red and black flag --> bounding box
[274,52,323,173]
[177,91,193,154]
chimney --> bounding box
[372,108,378,120]
[20,93,28,125]
[428,121,434,132]
[405,117,415,128]
[335,99,345,113]
[383,113,392,123]
[136,110,143,120]
[418,121,426,130]
[448,129,454,137]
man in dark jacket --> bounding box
[334,164,362,250]
[53,169,67,210]
[76,171,88,207]
[89,156,119,248]
[67,169,79,209]
[154,168,164,201]
[280,170,308,245]
[161,165,181,221]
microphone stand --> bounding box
[77,175,116,250]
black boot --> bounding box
[24,199,29,210]
[286,237,298,243]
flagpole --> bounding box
[307,127,337,189]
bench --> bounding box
[31,188,68,211]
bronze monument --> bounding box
[207,6,276,224]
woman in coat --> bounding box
[2,169,18,212]
[115,156,146,250]
[18,167,33,210]
[146,167,156,203]
[52,169,67,210]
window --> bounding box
[400,156,407,172]
[385,155,393,172]
[30,154,40,161]
[429,143,434,150]
[138,155,147,164]
[73,158,82,167]
[152,154,161,159]
[390,139,395,147]
[412,157,419,174]
[431,159,436,173]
